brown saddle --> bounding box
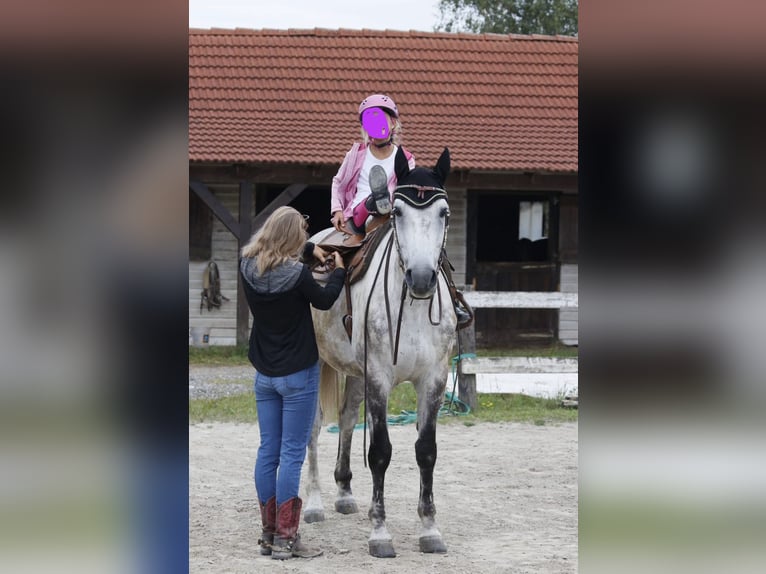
[311,215,391,286]
[310,216,392,341]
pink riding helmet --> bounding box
[358,94,399,119]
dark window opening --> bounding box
[256,184,331,238]
[470,191,560,347]
[476,194,552,262]
[189,189,212,261]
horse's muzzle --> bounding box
[405,267,437,299]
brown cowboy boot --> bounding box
[271,497,323,560]
[257,496,276,556]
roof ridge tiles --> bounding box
[189,27,578,43]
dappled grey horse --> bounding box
[306,147,457,557]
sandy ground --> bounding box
[190,420,577,573]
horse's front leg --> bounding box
[366,383,395,558]
[303,386,325,523]
[414,375,449,553]
[334,375,364,514]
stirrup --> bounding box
[346,217,366,237]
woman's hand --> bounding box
[331,211,345,232]
[312,245,328,264]
[332,251,345,270]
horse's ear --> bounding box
[434,147,450,185]
[394,145,410,181]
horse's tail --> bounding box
[318,361,341,424]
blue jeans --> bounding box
[254,362,319,506]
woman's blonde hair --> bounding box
[361,114,403,147]
[240,206,307,274]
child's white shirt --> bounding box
[351,145,397,208]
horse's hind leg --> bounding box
[333,375,364,514]
[414,378,448,553]
[304,387,325,523]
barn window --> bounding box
[189,189,212,261]
[470,192,559,346]
[476,194,554,263]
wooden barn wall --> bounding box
[189,183,252,346]
[188,184,468,346]
[445,188,467,287]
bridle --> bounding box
[384,184,451,361]
[360,184,451,467]
[391,184,450,271]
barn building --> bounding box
[189,28,577,347]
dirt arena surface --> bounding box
[190,420,577,573]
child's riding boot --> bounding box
[364,165,392,215]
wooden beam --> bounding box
[462,291,578,309]
[236,181,254,346]
[252,183,309,230]
[189,163,338,185]
[189,180,241,240]
[476,373,578,397]
[460,356,578,375]
[454,171,578,192]
[457,326,477,411]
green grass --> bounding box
[189,380,576,425]
[188,343,578,366]
[189,345,250,365]
[474,342,578,358]
[189,392,257,423]
[189,344,578,424]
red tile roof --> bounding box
[189,28,577,173]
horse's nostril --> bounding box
[405,269,413,283]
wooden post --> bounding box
[236,181,254,346]
[457,323,477,411]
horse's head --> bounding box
[392,146,451,299]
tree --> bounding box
[435,0,578,36]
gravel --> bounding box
[189,365,254,400]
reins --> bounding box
[361,232,395,468]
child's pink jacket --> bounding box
[330,143,416,219]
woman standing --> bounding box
[239,206,346,560]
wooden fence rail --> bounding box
[456,291,578,410]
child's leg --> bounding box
[364,165,391,215]
[347,202,369,235]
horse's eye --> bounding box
[440,207,450,218]
[392,206,401,217]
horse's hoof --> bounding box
[335,499,358,514]
[369,539,396,558]
[303,508,325,523]
[419,535,447,553]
